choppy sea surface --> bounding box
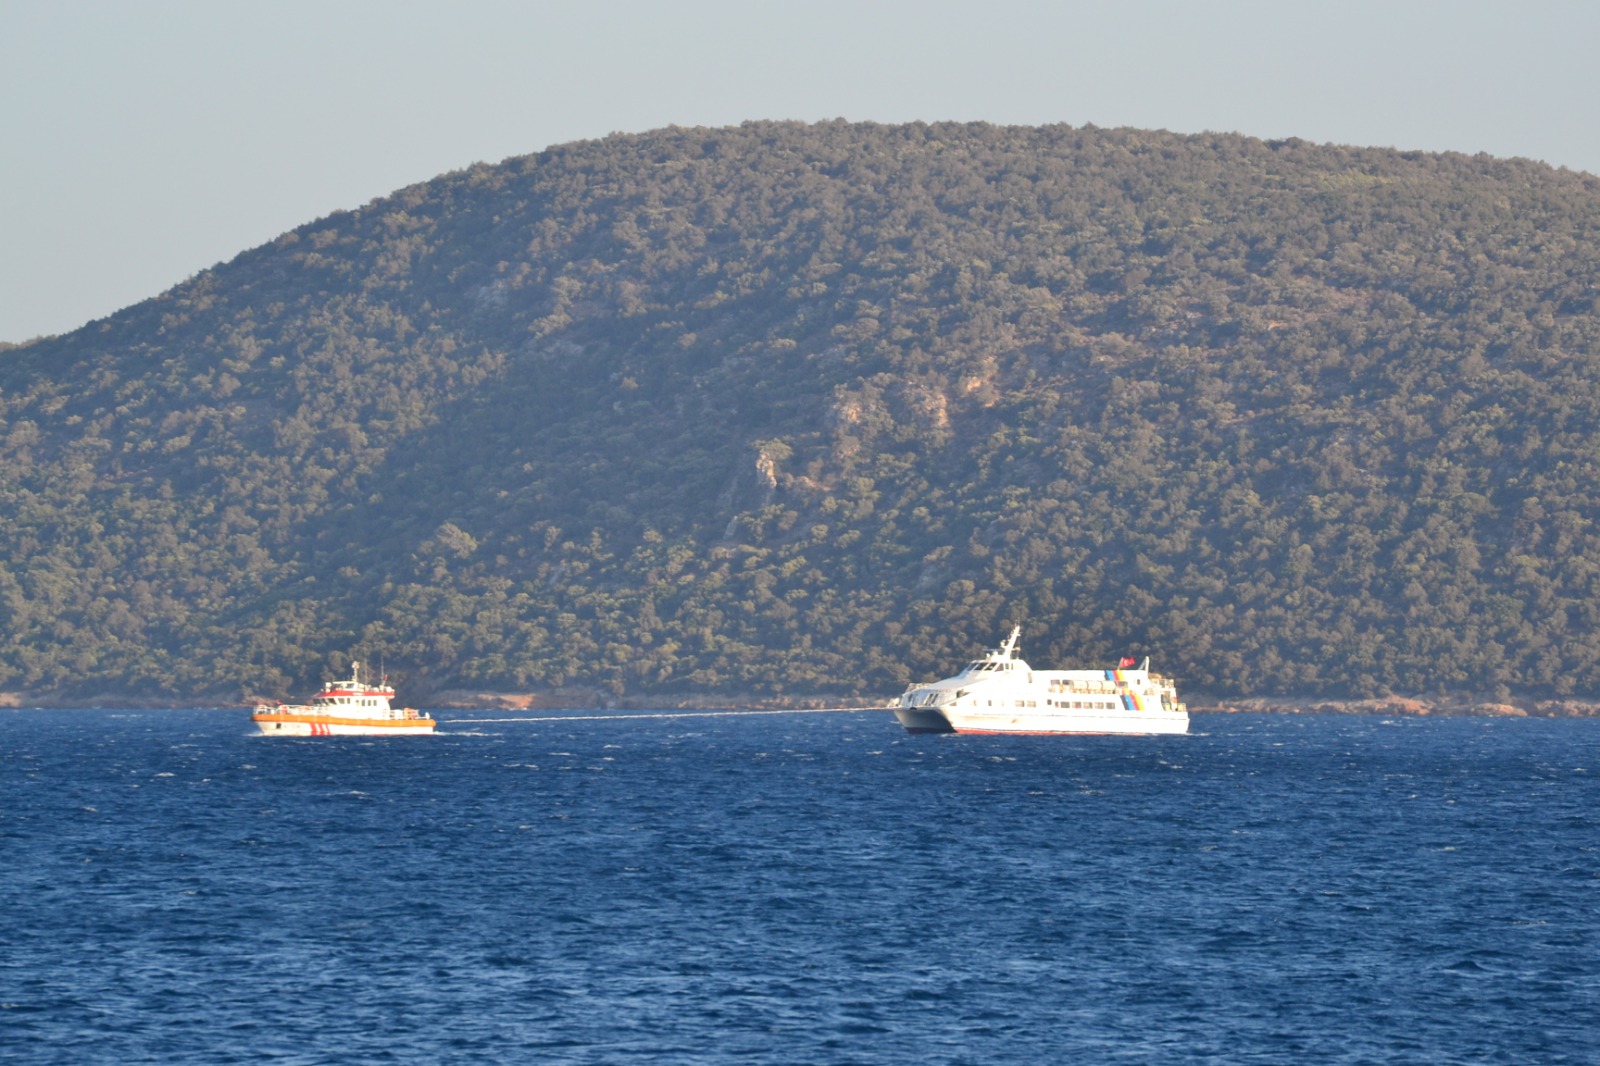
[2,708,1597,1064]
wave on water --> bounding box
[2,710,1597,1064]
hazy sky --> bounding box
[4,0,1598,343]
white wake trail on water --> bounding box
[446,707,880,723]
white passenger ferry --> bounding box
[892,627,1188,735]
[251,662,436,736]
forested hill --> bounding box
[5,120,1600,706]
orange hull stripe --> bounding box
[253,714,434,729]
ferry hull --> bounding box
[892,706,956,734]
[940,709,1188,736]
[251,713,436,736]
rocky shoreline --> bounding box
[5,688,1600,717]
[1191,695,1600,718]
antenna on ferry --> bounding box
[1001,626,1020,658]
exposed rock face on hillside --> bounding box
[5,120,1600,706]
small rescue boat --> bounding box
[251,661,435,736]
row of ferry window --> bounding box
[1048,683,1138,695]
[971,699,1119,709]
[914,697,1130,709]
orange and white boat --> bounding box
[251,662,435,736]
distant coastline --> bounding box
[4,689,1599,717]
[1193,696,1600,718]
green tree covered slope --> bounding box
[4,120,1600,703]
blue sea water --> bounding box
[1,709,1596,1065]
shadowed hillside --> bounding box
[4,120,1600,705]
